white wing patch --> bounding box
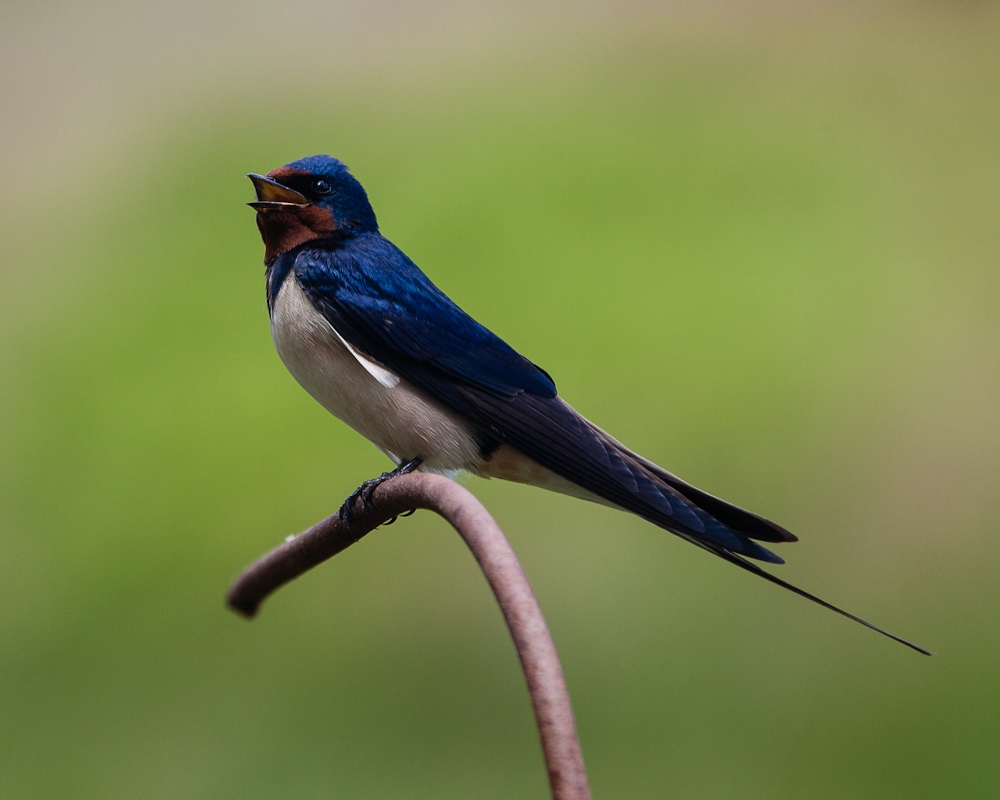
[323,320,401,388]
[271,276,484,473]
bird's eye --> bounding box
[311,178,333,195]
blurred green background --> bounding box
[2,2,998,797]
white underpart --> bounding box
[270,275,483,473]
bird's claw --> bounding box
[338,485,365,543]
[383,509,416,527]
[338,457,423,541]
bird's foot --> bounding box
[339,457,423,541]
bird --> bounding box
[248,154,931,655]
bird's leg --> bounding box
[339,457,423,541]
[361,456,423,527]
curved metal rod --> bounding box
[227,472,592,800]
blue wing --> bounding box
[290,235,556,405]
[289,234,790,564]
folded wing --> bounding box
[294,237,788,563]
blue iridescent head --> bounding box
[248,155,378,264]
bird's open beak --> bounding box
[247,174,310,209]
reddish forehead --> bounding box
[266,166,307,182]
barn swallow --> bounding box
[248,154,930,655]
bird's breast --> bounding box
[269,273,484,472]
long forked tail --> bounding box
[713,547,934,655]
[463,394,932,654]
[588,425,933,654]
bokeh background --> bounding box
[2,2,998,797]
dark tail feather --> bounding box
[586,421,798,544]
[714,548,934,656]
